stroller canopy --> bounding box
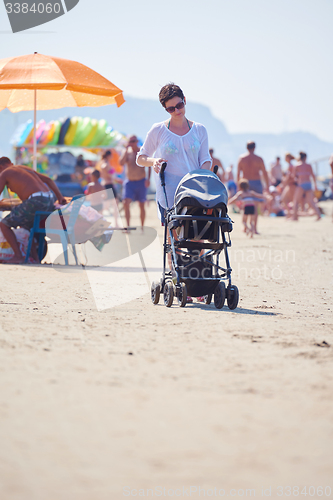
[174,169,228,210]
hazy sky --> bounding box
[0,0,332,142]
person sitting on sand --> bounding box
[0,156,66,264]
[228,178,266,238]
[292,152,321,221]
[266,186,285,217]
[85,169,105,214]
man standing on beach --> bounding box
[0,157,66,264]
[237,141,269,233]
[209,148,225,183]
[120,136,151,229]
[270,156,283,186]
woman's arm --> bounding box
[201,161,211,170]
[198,125,212,170]
[137,155,166,174]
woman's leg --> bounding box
[305,190,321,220]
[292,187,303,220]
[281,186,292,216]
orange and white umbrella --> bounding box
[0,52,125,170]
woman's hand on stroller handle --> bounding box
[153,158,167,174]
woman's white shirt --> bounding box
[137,121,212,209]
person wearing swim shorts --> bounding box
[0,157,66,264]
[292,152,321,221]
[120,135,151,229]
[237,141,269,233]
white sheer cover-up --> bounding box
[137,121,212,211]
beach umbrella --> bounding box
[0,52,125,170]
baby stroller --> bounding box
[151,163,239,309]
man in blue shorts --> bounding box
[120,136,151,229]
[237,141,270,233]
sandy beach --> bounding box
[0,201,332,500]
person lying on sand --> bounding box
[0,157,66,264]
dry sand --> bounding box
[0,201,332,500]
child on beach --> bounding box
[85,169,105,214]
[228,178,266,237]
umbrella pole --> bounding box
[33,89,37,171]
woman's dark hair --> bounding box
[299,151,307,161]
[159,83,184,108]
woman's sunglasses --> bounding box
[165,101,185,114]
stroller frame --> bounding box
[151,163,239,309]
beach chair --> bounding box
[24,209,53,263]
[25,195,85,265]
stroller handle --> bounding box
[159,161,167,186]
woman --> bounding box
[280,152,296,217]
[136,83,212,223]
[292,152,321,221]
[136,83,212,303]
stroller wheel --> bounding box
[227,285,239,310]
[205,294,212,305]
[164,281,174,308]
[214,282,226,309]
[151,281,161,305]
[177,282,187,308]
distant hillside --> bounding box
[0,96,332,176]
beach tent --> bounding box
[0,52,124,170]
